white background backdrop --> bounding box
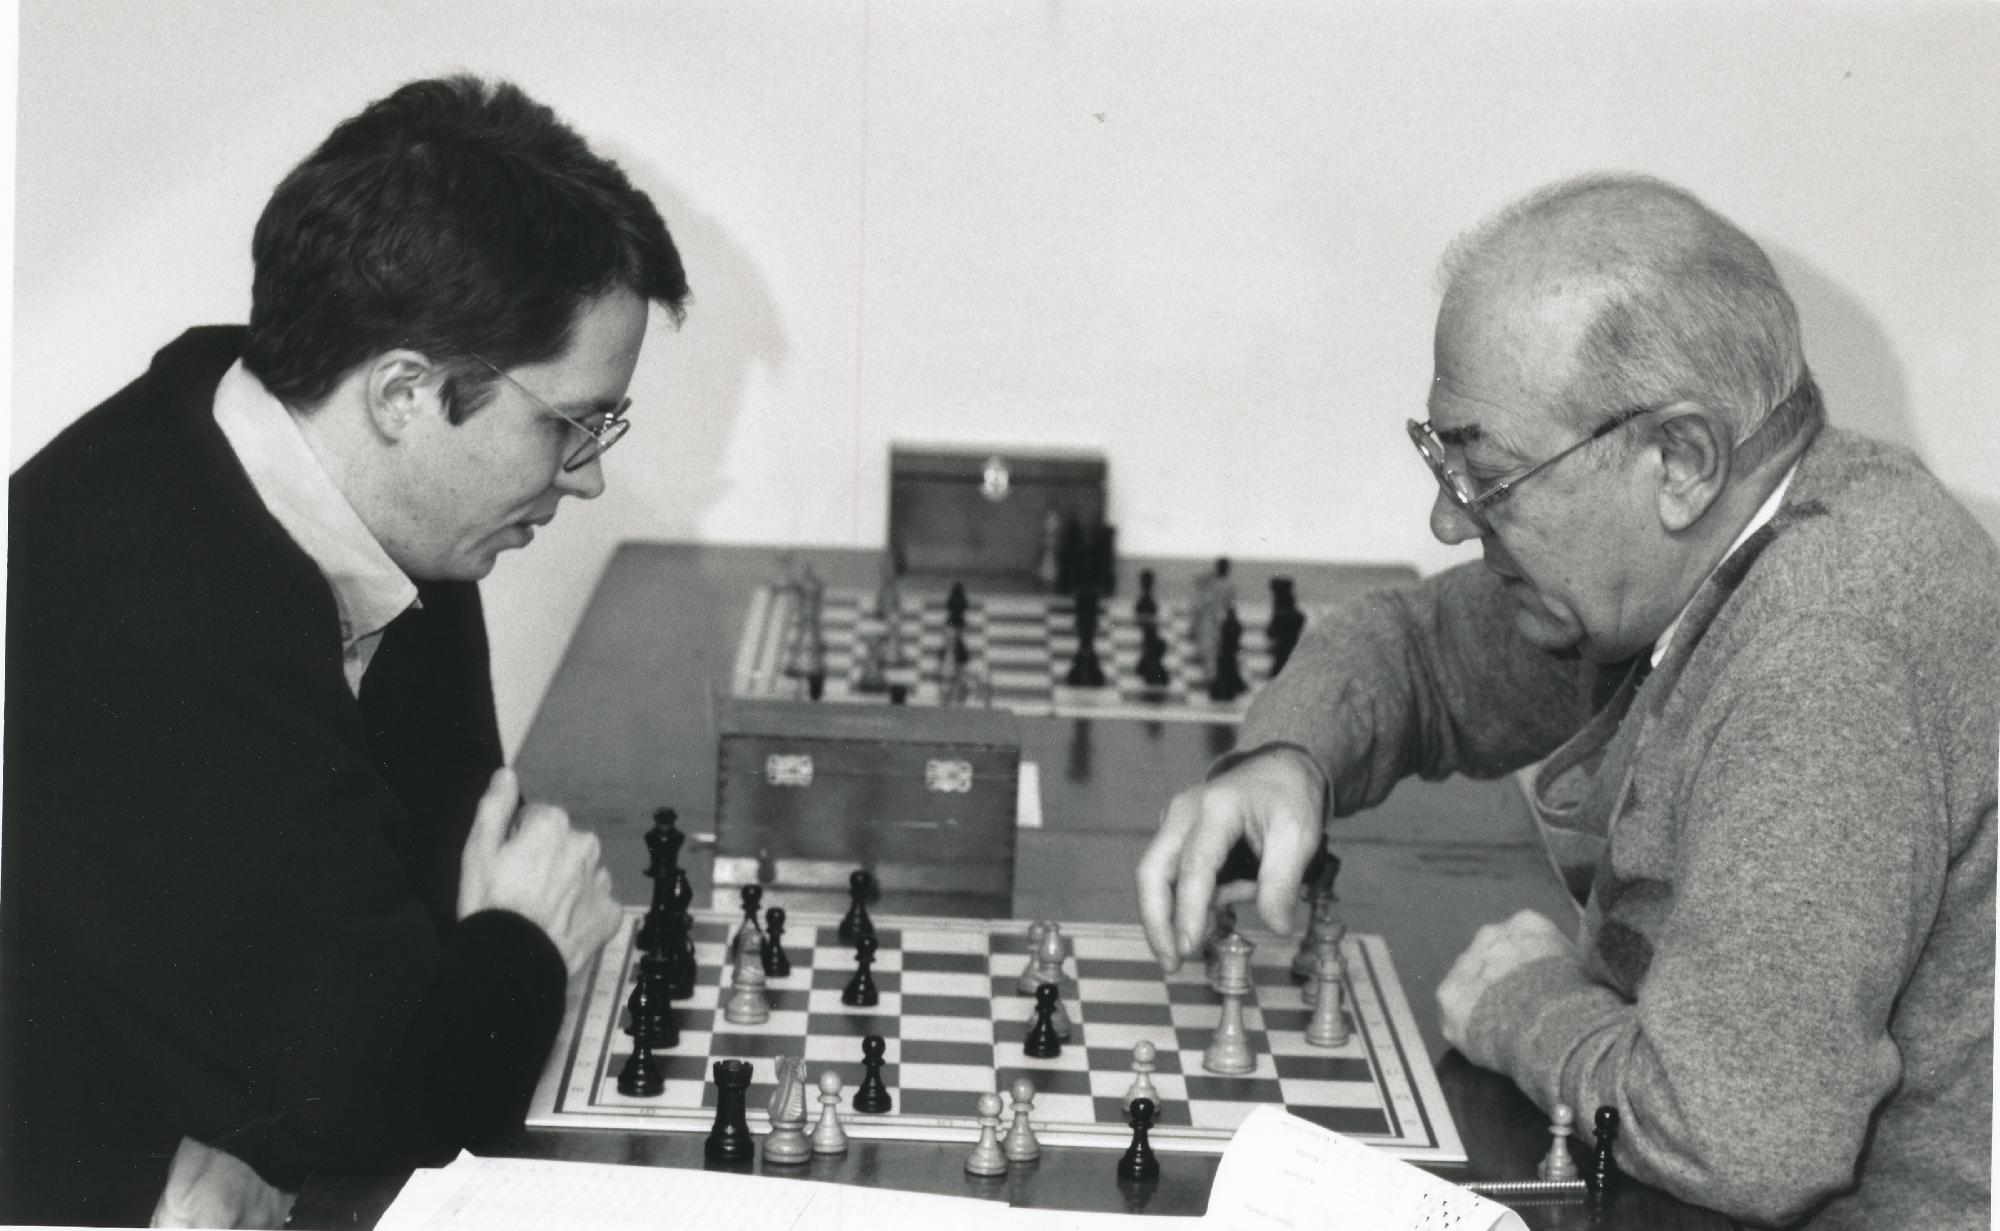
[12,0,1997,753]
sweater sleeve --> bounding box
[1235,561,1597,818]
[1460,611,1938,1226]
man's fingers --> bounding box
[1252,808,1318,935]
[1137,800,1196,970]
[466,767,518,857]
[1172,795,1243,956]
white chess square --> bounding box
[1077,1022,1174,1052]
[900,928,988,955]
[1272,1079,1383,1109]
[1265,1029,1363,1059]
[898,1063,997,1094]
[898,1014,996,1045]
[1187,1098,1264,1132]
[1027,1092,1098,1125]
[899,970,991,998]
[1167,1001,1268,1032]
[1076,978,1169,1005]
[713,1008,811,1035]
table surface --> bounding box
[289,543,1733,1231]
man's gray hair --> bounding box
[1438,173,1816,459]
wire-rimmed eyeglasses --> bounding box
[1407,406,1655,534]
[468,352,632,472]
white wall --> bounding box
[13,1,1997,753]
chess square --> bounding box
[904,1015,1000,1047]
[709,1021,811,1051]
[1076,977,1170,1005]
[899,1038,996,1067]
[809,927,903,957]
[806,1008,903,1039]
[899,969,991,998]
[898,1062,1000,1096]
[901,931,988,957]
[1079,1002,1176,1029]
[1284,1104,1395,1137]
[993,1064,1094,1098]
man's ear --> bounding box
[361,351,441,443]
[1652,403,1731,533]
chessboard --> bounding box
[528,907,1465,1164]
[730,584,1326,724]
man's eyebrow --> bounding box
[556,396,627,417]
[1434,422,1484,447]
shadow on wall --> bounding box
[1767,241,1916,451]
[1769,241,1998,546]
[609,174,789,538]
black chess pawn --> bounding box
[1065,587,1108,688]
[806,670,826,701]
[1135,625,1171,691]
[617,1037,663,1098]
[1207,606,1247,701]
[853,1034,893,1114]
[761,906,791,977]
[1118,1097,1161,1182]
[704,1059,756,1162]
[838,870,876,944]
[1134,567,1158,631]
[1588,1105,1621,1202]
[843,934,881,1007]
[1023,983,1064,1058]
[946,580,969,630]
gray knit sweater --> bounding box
[1240,427,1997,1228]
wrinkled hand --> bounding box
[458,768,623,976]
[1135,746,1326,972]
[1439,909,1575,1060]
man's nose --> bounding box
[1429,486,1483,545]
[554,454,606,500]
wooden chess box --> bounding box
[713,697,1021,918]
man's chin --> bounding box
[1510,603,1585,655]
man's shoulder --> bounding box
[9,326,331,650]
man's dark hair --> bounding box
[242,75,688,421]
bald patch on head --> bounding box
[1434,173,1809,447]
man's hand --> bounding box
[458,767,623,976]
[1135,746,1325,972]
[1438,908,1575,1060]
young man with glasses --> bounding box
[1137,175,1995,1228]
[4,77,687,1227]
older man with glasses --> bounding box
[5,77,687,1228]
[1137,174,1996,1229]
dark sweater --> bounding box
[2,328,568,1226]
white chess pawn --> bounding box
[723,937,771,1025]
[1016,921,1053,994]
[1125,1040,1161,1109]
[812,1070,849,1155]
[1003,1076,1041,1162]
[1539,1103,1580,1181]
[965,1091,1010,1176]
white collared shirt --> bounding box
[1651,458,1802,669]
[212,360,419,696]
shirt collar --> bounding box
[1651,456,1802,668]
[212,360,419,644]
